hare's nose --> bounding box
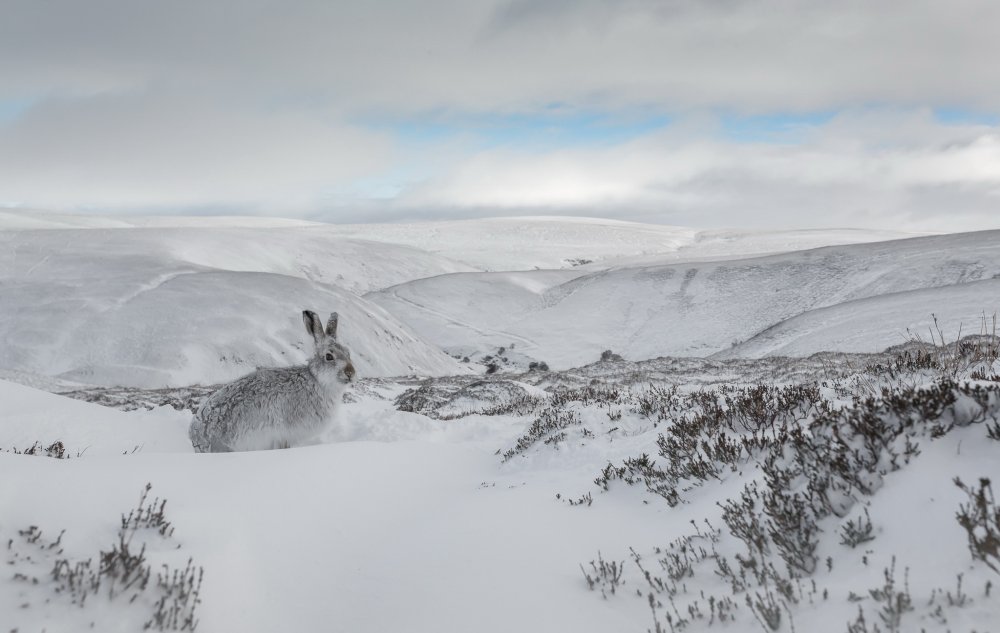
[344,364,355,381]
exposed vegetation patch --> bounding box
[5,484,204,631]
[479,340,1000,632]
[3,440,71,458]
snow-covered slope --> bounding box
[3,209,922,274]
[588,226,927,268]
[0,210,975,386]
[0,380,190,455]
[0,226,475,295]
[4,359,1000,633]
[718,277,1000,358]
[329,216,920,271]
[369,231,1000,368]
[0,266,466,387]
[0,226,472,387]
[0,378,672,633]
[329,216,698,270]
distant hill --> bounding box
[369,230,1000,368]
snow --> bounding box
[0,378,669,633]
[0,379,189,456]
[0,226,475,386]
[719,278,1000,358]
[3,209,1000,633]
[4,363,1000,632]
[324,216,923,271]
[0,267,468,387]
[0,225,475,295]
[370,230,1000,369]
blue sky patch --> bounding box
[0,97,37,125]
[718,111,836,143]
[933,107,1000,126]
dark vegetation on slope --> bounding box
[404,333,1000,632]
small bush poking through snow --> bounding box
[580,552,624,599]
[3,440,69,458]
[839,508,876,549]
[954,477,1000,573]
[502,405,581,462]
[5,483,204,631]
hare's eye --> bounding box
[325,353,334,362]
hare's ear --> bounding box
[326,312,339,340]
[302,310,325,343]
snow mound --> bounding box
[0,379,191,455]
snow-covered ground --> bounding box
[4,350,1000,632]
[2,209,999,633]
[370,230,1000,368]
[0,211,931,387]
[0,225,478,386]
[328,215,921,271]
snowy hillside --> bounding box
[3,209,1000,633]
[4,346,1000,633]
[0,225,474,387]
[720,278,1000,358]
[0,226,475,295]
[0,266,467,387]
[0,210,978,387]
[329,216,919,271]
[370,230,1000,369]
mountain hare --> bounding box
[189,310,355,452]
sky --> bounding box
[1,0,999,231]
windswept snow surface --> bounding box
[329,216,919,271]
[370,230,1000,368]
[4,359,1000,633]
[0,226,475,295]
[0,377,676,633]
[0,210,968,386]
[0,266,466,387]
[0,228,472,386]
[719,277,1000,358]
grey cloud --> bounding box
[0,91,391,210]
[1,0,999,224]
[383,113,1000,232]
[2,0,999,113]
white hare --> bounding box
[189,310,355,452]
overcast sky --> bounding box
[2,0,999,230]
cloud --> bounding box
[0,0,998,227]
[3,0,999,114]
[388,109,1000,232]
[0,92,391,210]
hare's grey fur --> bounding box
[189,310,355,452]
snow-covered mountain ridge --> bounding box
[0,209,987,388]
[369,229,1000,368]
